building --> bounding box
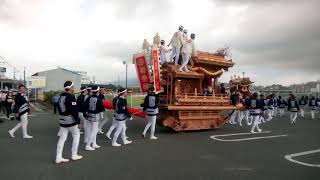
[0,78,22,90]
[68,70,92,84]
[311,82,320,93]
[32,67,81,92]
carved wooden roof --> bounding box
[193,51,235,68]
[168,64,204,79]
[229,77,254,85]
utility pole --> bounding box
[123,61,128,89]
[23,66,26,85]
[117,75,120,88]
[13,68,16,79]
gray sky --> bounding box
[0,0,319,85]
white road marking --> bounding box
[210,131,288,142]
[212,131,271,137]
[284,149,320,168]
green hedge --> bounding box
[43,91,63,104]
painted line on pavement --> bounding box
[284,149,320,168]
[210,131,288,142]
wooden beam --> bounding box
[167,106,243,111]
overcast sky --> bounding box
[0,0,319,86]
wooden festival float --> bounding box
[229,74,254,96]
[133,41,243,131]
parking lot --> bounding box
[0,111,319,180]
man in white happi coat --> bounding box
[159,40,171,65]
[169,25,185,64]
[180,33,196,72]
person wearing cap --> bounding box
[287,93,300,125]
[8,84,33,139]
[142,86,160,140]
[278,96,287,117]
[77,87,88,141]
[245,92,263,133]
[309,96,317,120]
[83,85,104,151]
[55,81,83,164]
[180,33,196,72]
[159,40,171,65]
[298,96,307,118]
[169,25,185,64]
[97,87,108,134]
[112,88,133,147]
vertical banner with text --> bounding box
[152,48,161,94]
[134,54,151,93]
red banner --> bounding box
[152,48,161,93]
[134,54,151,93]
[102,100,146,118]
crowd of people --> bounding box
[229,91,320,133]
[4,81,320,164]
[54,81,160,164]
[5,81,160,164]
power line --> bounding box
[0,55,26,79]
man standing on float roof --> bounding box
[8,84,33,139]
[180,33,196,72]
[169,25,185,64]
[142,86,160,140]
[112,88,133,147]
[159,40,171,65]
[55,81,83,164]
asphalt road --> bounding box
[0,111,319,180]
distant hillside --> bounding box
[104,78,139,87]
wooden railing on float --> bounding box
[160,93,230,106]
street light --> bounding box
[123,61,128,89]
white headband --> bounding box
[119,89,127,94]
[91,86,100,92]
[64,82,74,89]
